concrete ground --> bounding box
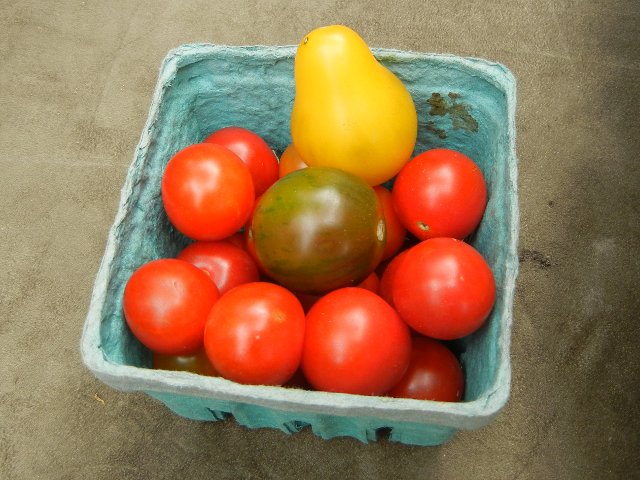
[1,1,639,478]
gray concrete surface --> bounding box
[1,1,639,478]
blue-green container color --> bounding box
[80,44,519,447]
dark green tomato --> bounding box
[248,167,386,294]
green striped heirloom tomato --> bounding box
[247,167,386,294]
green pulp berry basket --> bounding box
[80,43,519,447]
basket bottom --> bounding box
[147,391,457,447]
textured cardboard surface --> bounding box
[2,0,639,478]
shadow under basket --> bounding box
[80,43,519,447]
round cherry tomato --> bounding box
[205,126,279,196]
[373,185,406,260]
[161,143,254,241]
[388,238,496,340]
[392,148,487,240]
[248,167,386,294]
[153,348,218,377]
[123,259,220,355]
[204,282,305,386]
[177,240,260,295]
[302,287,411,395]
[278,144,308,178]
[388,336,464,402]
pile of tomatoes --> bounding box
[123,126,495,403]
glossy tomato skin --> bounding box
[205,126,279,196]
[392,148,487,240]
[153,348,218,377]
[373,185,406,260]
[177,240,260,295]
[204,282,305,386]
[390,238,496,340]
[248,167,386,294]
[302,287,411,395]
[161,143,254,241]
[388,336,464,402]
[278,144,308,178]
[123,259,220,355]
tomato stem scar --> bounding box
[417,221,430,232]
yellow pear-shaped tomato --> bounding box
[291,25,418,186]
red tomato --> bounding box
[278,144,308,178]
[123,259,220,355]
[302,287,411,395]
[357,271,380,294]
[378,248,410,306]
[204,282,305,386]
[392,148,487,240]
[161,143,254,241]
[294,291,322,313]
[389,238,496,340]
[373,185,406,260]
[205,126,279,196]
[177,240,260,295]
[224,232,247,250]
[388,336,464,402]
[153,348,218,377]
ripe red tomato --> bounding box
[204,282,305,386]
[388,238,496,340]
[153,348,218,377]
[278,144,308,178]
[373,185,406,260]
[388,336,464,402]
[177,240,260,295]
[392,148,487,240]
[161,143,254,241]
[357,271,380,294]
[205,126,279,196]
[378,248,410,306]
[224,232,247,250]
[123,259,220,355]
[302,287,411,396]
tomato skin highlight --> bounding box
[204,282,306,386]
[302,287,411,396]
[392,148,487,240]
[205,126,279,196]
[388,336,464,402]
[123,259,220,355]
[389,238,496,340]
[248,167,386,294]
[177,240,260,295]
[161,143,255,241]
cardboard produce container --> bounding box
[81,43,519,446]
